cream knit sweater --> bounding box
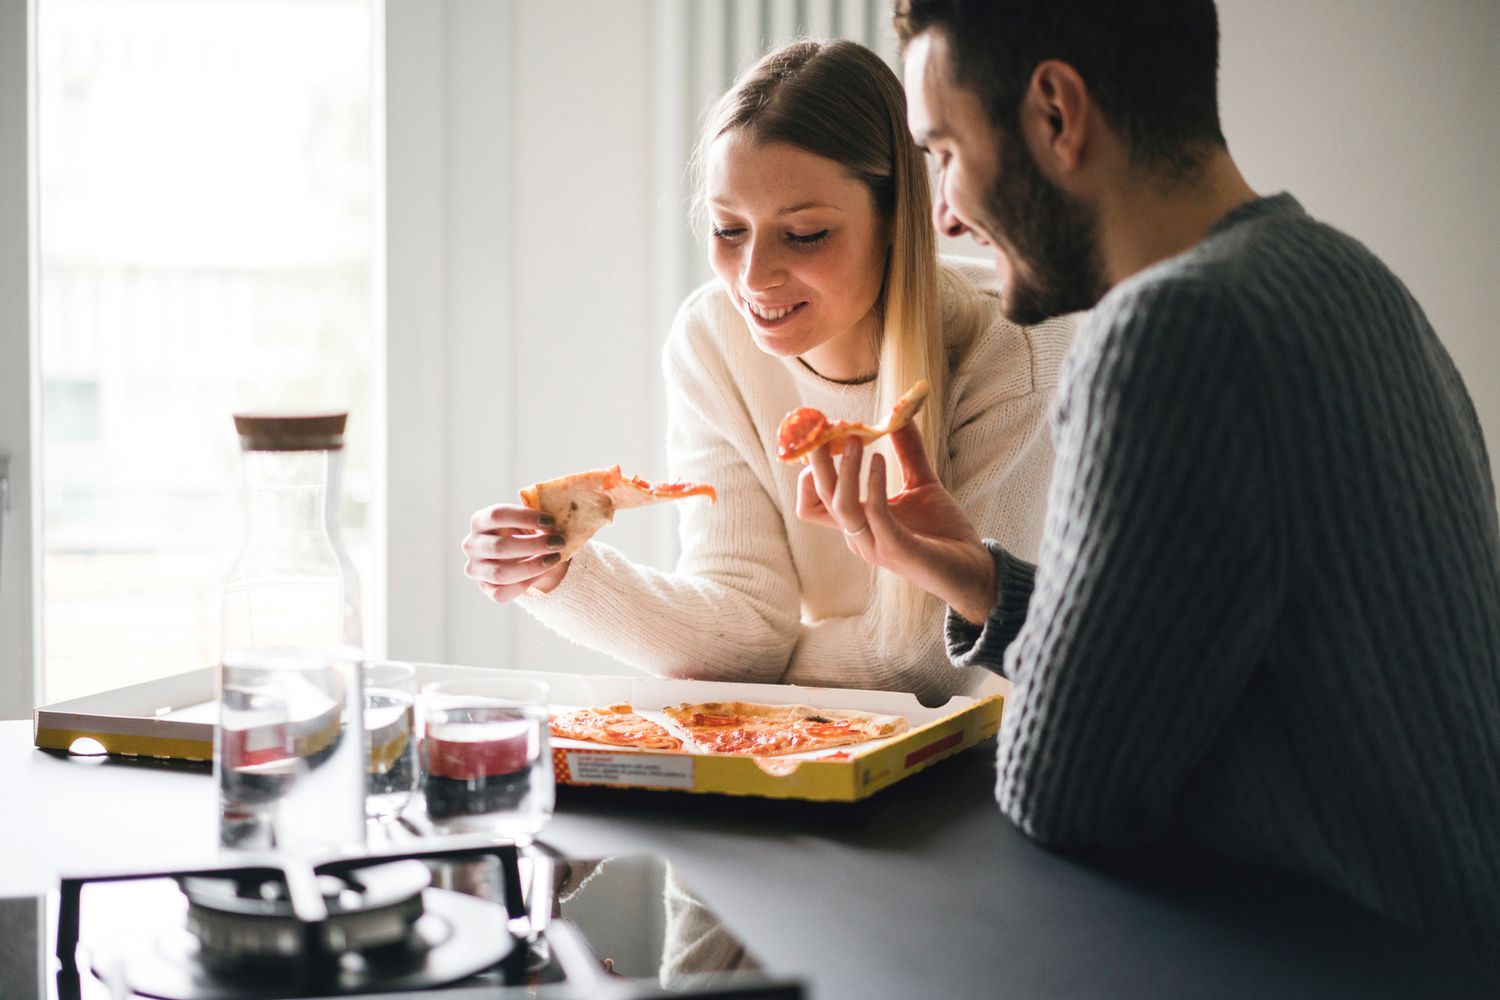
[519,259,1074,703]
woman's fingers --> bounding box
[831,438,868,531]
[463,527,564,561]
[889,422,938,491]
[465,552,562,587]
[807,442,840,511]
[479,580,532,604]
[466,501,564,604]
[864,453,897,545]
[470,503,554,535]
[796,463,837,527]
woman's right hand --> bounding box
[462,504,570,603]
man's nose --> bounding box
[932,192,969,239]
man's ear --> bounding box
[1020,59,1090,178]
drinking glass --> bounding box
[216,645,366,855]
[363,660,419,825]
[420,677,554,842]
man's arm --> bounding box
[994,285,1278,848]
[796,281,1279,848]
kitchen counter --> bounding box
[2,718,1494,999]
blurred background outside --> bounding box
[38,0,375,701]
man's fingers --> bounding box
[889,422,939,491]
[470,503,555,534]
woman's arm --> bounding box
[516,301,803,683]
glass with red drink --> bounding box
[419,677,553,842]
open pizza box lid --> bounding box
[33,664,1003,802]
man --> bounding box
[795,0,1500,957]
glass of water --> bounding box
[216,645,367,855]
[420,676,553,843]
[363,660,419,826]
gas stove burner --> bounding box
[58,844,533,1000]
[107,886,512,1000]
[181,860,430,968]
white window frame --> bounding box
[0,0,40,721]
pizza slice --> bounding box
[520,465,716,560]
[775,379,930,463]
[663,701,909,757]
[549,703,685,751]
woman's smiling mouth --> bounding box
[742,298,808,326]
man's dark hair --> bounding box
[894,0,1227,178]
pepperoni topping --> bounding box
[776,407,830,460]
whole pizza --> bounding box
[550,700,909,757]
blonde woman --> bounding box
[462,39,1074,703]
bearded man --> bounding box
[794,0,1500,958]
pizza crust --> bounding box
[519,466,715,561]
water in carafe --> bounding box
[218,413,365,855]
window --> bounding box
[37,0,378,702]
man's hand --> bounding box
[795,421,997,625]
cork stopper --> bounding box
[233,412,347,452]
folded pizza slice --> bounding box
[549,703,685,751]
[519,465,716,560]
[663,701,909,757]
[775,379,930,464]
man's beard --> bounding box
[982,130,1107,325]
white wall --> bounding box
[430,0,1500,675]
[507,0,665,674]
[1218,0,1500,491]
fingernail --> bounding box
[538,514,556,528]
[545,534,566,549]
[543,553,562,566]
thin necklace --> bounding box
[797,356,878,386]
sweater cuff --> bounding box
[945,540,1036,675]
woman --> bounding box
[461,39,1074,704]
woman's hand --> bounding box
[462,504,569,603]
[795,422,997,625]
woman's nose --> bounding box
[932,192,968,239]
[742,238,784,290]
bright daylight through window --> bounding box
[37,0,377,703]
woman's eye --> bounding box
[711,226,745,241]
[788,229,830,247]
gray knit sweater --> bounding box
[947,194,1500,956]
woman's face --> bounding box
[704,132,890,381]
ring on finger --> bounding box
[842,522,869,538]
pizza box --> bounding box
[33,665,1004,802]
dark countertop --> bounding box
[2,718,1493,999]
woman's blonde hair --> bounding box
[691,39,950,656]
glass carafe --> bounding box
[217,412,365,854]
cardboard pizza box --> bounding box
[33,665,1003,803]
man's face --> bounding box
[904,33,1105,324]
